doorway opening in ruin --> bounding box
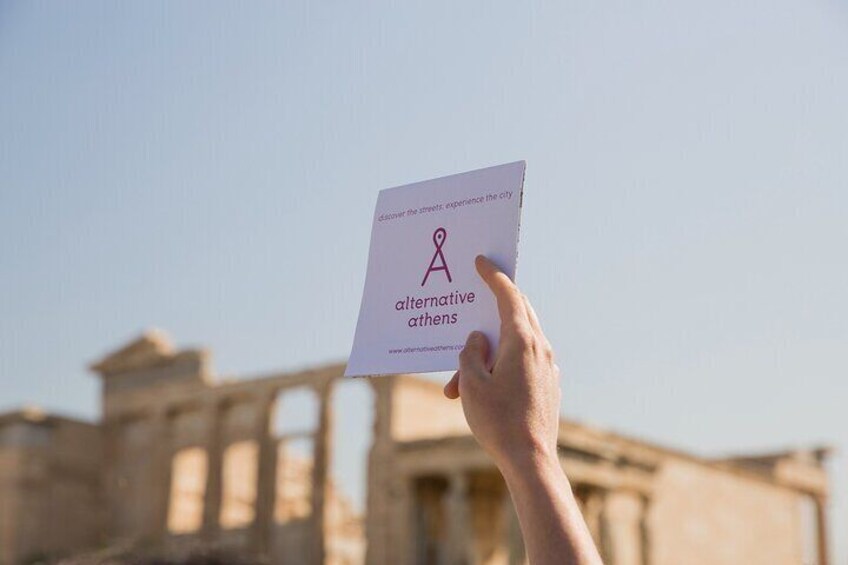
[270,386,320,560]
[220,440,259,529]
[329,379,374,565]
[166,447,207,534]
[413,476,450,565]
[219,402,260,535]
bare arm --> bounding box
[443,256,603,565]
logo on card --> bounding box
[421,227,453,286]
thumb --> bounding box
[459,331,490,378]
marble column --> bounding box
[149,407,171,540]
[365,377,395,565]
[446,471,472,565]
[394,475,415,565]
[603,490,645,565]
[251,391,277,553]
[201,400,224,538]
[102,421,121,538]
[310,382,334,565]
[582,488,605,551]
[502,490,526,565]
[815,495,830,565]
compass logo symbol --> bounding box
[421,227,453,286]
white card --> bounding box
[346,161,525,377]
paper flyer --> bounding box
[345,161,526,377]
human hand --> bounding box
[444,255,562,475]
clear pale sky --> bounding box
[1,1,846,560]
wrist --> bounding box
[496,440,563,487]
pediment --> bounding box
[90,329,175,377]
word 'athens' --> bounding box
[396,290,476,328]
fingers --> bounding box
[458,331,491,378]
[444,371,460,399]
[475,255,529,331]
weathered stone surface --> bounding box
[0,410,103,565]
[0,331,832,565]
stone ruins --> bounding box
[0,330,832,564]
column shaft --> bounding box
[815,496,830,565]
[446,472,472,565]
[603,490,645,565]
[502,490,525,565]
[310,382,334,565]
[150,408,171,540]
[251,392,277,553]
[202,402,224,538]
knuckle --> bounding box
[509,286,524,303]
[501,316,523,336]
[512,326,535,349]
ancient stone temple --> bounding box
[0,331,832,565]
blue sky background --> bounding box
[1,1,846,560]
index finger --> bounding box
[475,255,529,331]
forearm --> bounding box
[499,451,603,565]
[448,257,603,564]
